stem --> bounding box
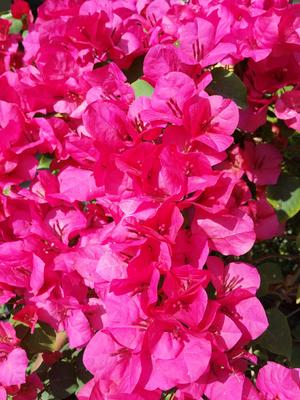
[287,308,300,319]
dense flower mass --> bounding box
[0,0,299,399]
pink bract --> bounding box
[0,0,297,398]
[256,362,300,400]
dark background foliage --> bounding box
[0,0,11,12]
[1,1,44,17]
[1,1,300,399]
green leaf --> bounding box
[16,322,57,355]
[267,175,300,221]
[207,67,248,108]
[131,79,154,98]
[256,263,283,297]
[0,12,12,19]
[257,308,292,360]
[9,18,23,34]
[49,361,78,399]
[0,304,9,320]
[291,344,300,368]
[37,154,53,170]
[75,351,93,389]
[19,180,31,188]
[161,388,176,400]
[292,322,300,340]
[124,55,144,83]
[40,392,55,400]
[276,85,294,97]
[2,186,11,196]
[1,12,23,35]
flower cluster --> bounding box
[0,0,299,399]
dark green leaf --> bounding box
[18,322,57,355]
[19,180,31,188]
[207,67,248,108]
[267,175,300,221]
[291,344,300,368]
[93,60,111,70]
[124,55,144,83]
[256,263,283,297]
[161,388,176,400]
[49,361,78,399]
[131,79,154,98]
[257,308,292,360]
[74,351,93,388]
[292,322,300,340]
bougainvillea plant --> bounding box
[0,0,299,399]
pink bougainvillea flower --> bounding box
[45,208,87,245]
[182,95,239,153]
[77,377,161,400]
[0,241,33,289]
[141,71,197,124]
[143,44,200,85]
[241,141,282,186]
[238,105,268,133]
[238,11,280,62]
[0,19,10,42]
[275,89,300,131]
[13,305,39,333]
[0,322,28,387]
[13,373,44,400]
[83,330,143,394]
[83,100,133,151]
[207,257,261,298]
[206,256,268,342]
[256,362,300,400]
[205,372,260,400]
[54,296,94,349]
[0,0,297,397]
[11,0,31,20]
[209,312,242,351]
[145,321,211,390]
[197,210,255,256]
[232,296,268,341]
[56,166,101,202]
[248,197,284,241]
[0,387,5,400]
[0,101,24,151]
[178,17,236,67]
[172,229,209,269]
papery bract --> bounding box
[0,322,28,387]
[0,0,298,399]
[256,362,300,400]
